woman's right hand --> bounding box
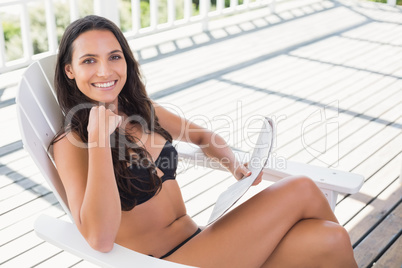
[87,105,122,143]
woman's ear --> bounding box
[65,64,75,79]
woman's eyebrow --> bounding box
[79,53,97,59]
[78,50,123,59]
[110,49,123,54]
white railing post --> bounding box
[0,17,6,68]
[217,0,224,13]
[387,0,396,5]
[200,0,210,31]
[230,0,238,9]
[69,0,79,23]
[45,0,58,54]
[167,0,176,26]
[21,3,33,61]
[150,0,159,30]
[131,0,141,33]
[243,0,250,9]
[94,0,120,27]
[184,0,192,22]
[270,0,276,13]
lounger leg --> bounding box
[320,189,338,211]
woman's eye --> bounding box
[111,55,121,60]
[83,58,95,64]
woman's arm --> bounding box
[153,102,255,182]
[53,106,122,252]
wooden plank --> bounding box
[0,105,21,148]
[32,250,81,268]
[182,169,232,204]
[335,120,401,172]
[336,152,401,227]
[284,78,400,164]
[0,231,44,264]
[0,140,23,158]
[336,132,402,204]
[0,193,58,230]
[343,177,402,245]
[374,234,402,268]
[0,204,64,246]
[0,148,28,167]
[0,238,60,268]
[185,174,234,226]
[176,166,214,189]
[0,180,50,215]
[0,163,41,189]
[0,154,36,176]
[71,260,100,268]
[353,202,402,268]
[0,174,45,202]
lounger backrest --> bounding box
[16,54,73,221]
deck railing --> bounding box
[0,0,277,73]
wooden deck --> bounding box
[0,0,401,267]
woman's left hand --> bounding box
[233,163,263,186]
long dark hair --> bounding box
[52,15,172,211]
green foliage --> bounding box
[140,0,151,27]
[368,0,402,4]
[54,1,70,44]
[2,20,20,42]
[1,15,23,61]
[28,3,49,55]
[119,0,132,31]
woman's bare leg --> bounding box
[263,219,357,267]
[165,176,356,267]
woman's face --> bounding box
[65,30,127,106]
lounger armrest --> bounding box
[261,161,364,194]
[34,214,196,268]
[175,141,364,194]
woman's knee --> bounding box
[286,175,317,190]
[276,176,330,213]
[321,222,351,249]
[282,176,323,200]
[317,222,356,265]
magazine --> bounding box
[207,117,274,225]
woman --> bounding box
[52,15,357,267]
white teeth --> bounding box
[93,81,115,88]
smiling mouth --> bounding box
[92,80,117,89]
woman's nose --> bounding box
[97,61,112,77]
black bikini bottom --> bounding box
[159,228,202,259]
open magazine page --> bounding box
[207,117,274,225]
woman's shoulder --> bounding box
[53,131,88,161]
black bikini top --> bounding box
[121,141,178,207]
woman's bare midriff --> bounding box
[115,180,199,257]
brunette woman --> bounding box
[52,15,357,267]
